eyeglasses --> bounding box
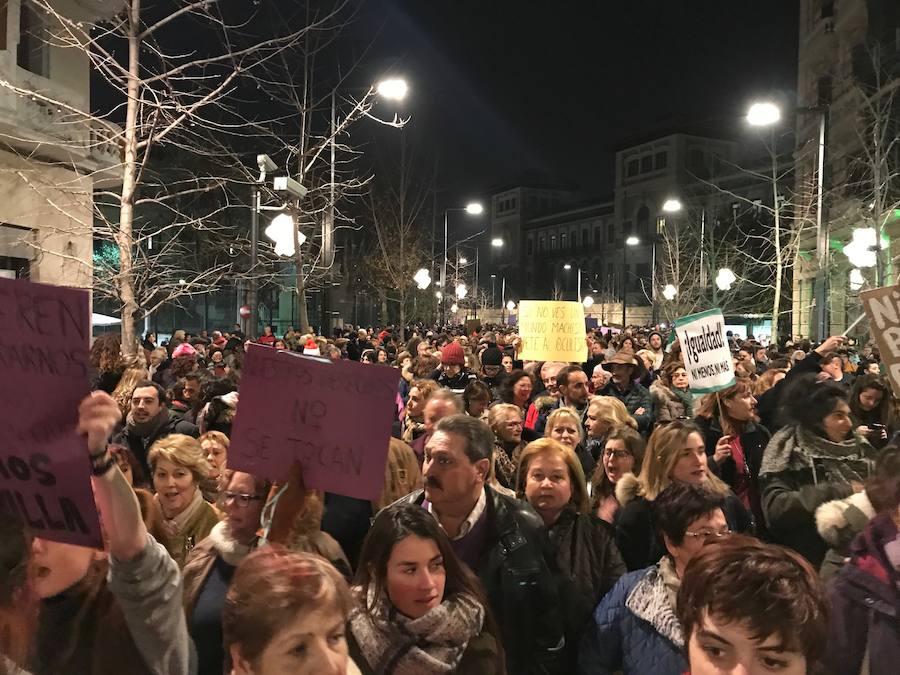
[684,529,732,541]
[603,449,631,460]
[223,491,264,508]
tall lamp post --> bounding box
[748,100,828,340]
[442,202,483,324]
[622,235,640,328]
[657,199,682,325]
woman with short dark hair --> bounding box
[348,503,504,674]
[678,535,829,675]
[761,374,878,567]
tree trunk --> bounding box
[116,0,142,359]
[399,289,406,342]
[294,236,310,333]
[771,150,781,344]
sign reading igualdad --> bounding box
[674,308,735,394]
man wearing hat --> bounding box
[597,347,654,434]
[430,340,477,394]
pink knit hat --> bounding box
[171,343,197,358]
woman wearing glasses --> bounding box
[580,481,732,675]
[615,420,751,571]
[590,427,645,524]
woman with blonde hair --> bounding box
[753,367,786,397]
[199,430,229,486]
[544,407,595,479]
[111,357,150,419]
[615,420,752,570]
[148,434,221,567]
[516,439,625,653]
[585,396,638,461]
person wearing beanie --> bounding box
[479,345,504,398]
[429,341,477,394]
[302,338,321,356]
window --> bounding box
[636,206,650,236]
[550,235,557,250]
[539,236,546,252]
[690,148,705,171]
[593,227,600,245]
[627,159,640,177]
[607,222,615,244]
[654,151,668,170]
[640,155,653,173]
[0,2,7,50]
[821,1,834,19]
[560,232,567,250]
[18,1,48,77]
[582,228,588,248]
[510,198,517,210]
[527,238,534,256]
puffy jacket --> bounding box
[578,565,686,675]
[825,514,900,675]
[649,382,691,423]
[395,487,567,675]
[815,491,875,580]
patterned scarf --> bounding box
[349,589,484,675]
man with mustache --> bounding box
[394,415,568,674]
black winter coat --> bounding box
[113,413,199,479]
[397,487,568,675]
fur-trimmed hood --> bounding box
[615,472,643,508]
[815,491,875,548]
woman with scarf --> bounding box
[348,503,504,675]
[487,403,527,491]
[148,434,220,567]
[650,361,693,424]
[761,374,878,567]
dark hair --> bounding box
[355,503,488,614]
[497,368,532,405]
[223,547,352,669]
[778,374,849,435]
[434,414,494,462]
[821,351,842,366]
[556,364,584,389]
[0,512,30,607]
[131,379,166,404]
[678,535,828,669]
[183,372,202,384]
[848,374,893,428]
[866,445,900,513]
[652,481,725,547]
[463,380,492,413]
[89,333,124,373]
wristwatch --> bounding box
[89,450,116,476]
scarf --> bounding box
[157,488,205,538]
[493,440,521,488]
[759,424,874,489]
[658,556,681,611]
[207,520,254,567]
[349,589,484,675]
[125,406,169,439]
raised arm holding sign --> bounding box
[674,308,736,395]
[518,300,586,362]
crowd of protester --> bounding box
[0,321,897,675]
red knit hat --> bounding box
[441,341,465,366]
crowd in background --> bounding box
[0,319,897,675]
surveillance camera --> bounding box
[273,175,308,199]
[257,154,277,173]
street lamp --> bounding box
[450,303,459,314]
[583,295,595,308]
[413,268,431,290]
[506,300,516,311]
[662,198,682,213]
[465,202,484,215]
[265,212,306,257]
[849,268,865,291]
[442,202,483,324]
[459,257,468,265]
[375,78,408,101]
[662,284,678,301]
[563,263,572,270]
[716,268,736,292]
[748,99,829,339]
[455,283,468,299]
[622,235,640,328]
[491,237,504,247]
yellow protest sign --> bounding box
[517,300,586,362]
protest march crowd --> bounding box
[1,314,898,675]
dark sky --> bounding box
[363,0,799,201]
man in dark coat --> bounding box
[598,348,654,434]
[113,379,199,479]
[395,415,568,674]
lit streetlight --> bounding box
[265,212,306,257]
[375,78,408,101]
[491,237,504,247]
[563,263,572,270]
[465,202,484,215]
[450,303,459,314]
[455,283,468,299]
[662,198,682,213]
[662,284,678,301]
[746,102,781,127]
[442,202,483,324]
[622,235,640,328]
[582,295,595,308]
[459,257,468,265]
[506,300,516,311]
[716,268,737,292]
[413,268,431,290]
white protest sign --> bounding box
[860,285,900,397]
[675,308,735,394]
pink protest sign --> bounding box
[0,277,102,548]
[229,344,399,500]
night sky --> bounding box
[365,0,799,201]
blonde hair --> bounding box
[112,364,150,417]
[515,438,590,513]
[199,430,230,451]
[635,421,729,501]
[147,433,212,485]
[375,438,423,510]
[588,396,638,431]
[488,403,522,435]
[544,407,585,443]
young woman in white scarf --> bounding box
[348,504,505,675]
[761,373,879,567]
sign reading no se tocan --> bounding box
[675,308,736,394]
[518,300,586,363]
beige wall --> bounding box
[0,147,93,288]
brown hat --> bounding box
[602,348,647,380]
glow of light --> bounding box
[715,268,737,291]
[842,227,887,268]
[465,202,484,215]
[459,257,468,265]
[849,268,865,291]
[582,295,595,308]
[450,303,459,313]
[413,268,431,290]
[662,199,682,213]
[747,102,781,127]
[506,300,516,311]
[375,78,408,101]
[662,284,678,300]
[491,238,504,247]
[265,213,305,257]
[455,283,468,299]
[626,235,640,246]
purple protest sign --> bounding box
[0,277,102,548]
[229,344,399,501]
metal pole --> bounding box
[248,185,259,337]
[577,267,581,302]
[474,247,479,321]
[651,232,658,326]
[699,208,707,289]
[501,276,506,324]
[622,244,627,328]
[814,110,828,341]
[442,210,448,326]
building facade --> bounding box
[0,0,119,288]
